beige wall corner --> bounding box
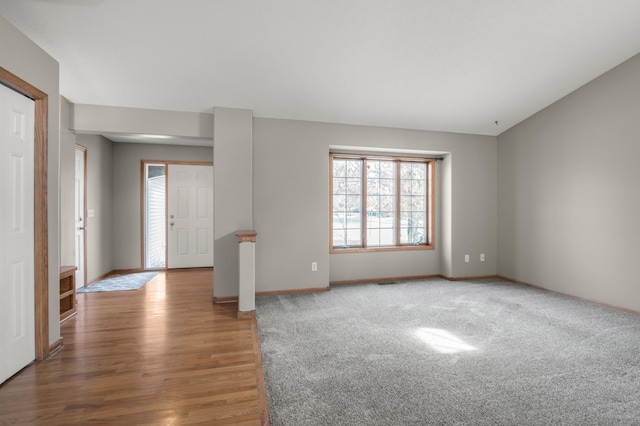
[497,52,640,312]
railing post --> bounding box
[236,230,257,319]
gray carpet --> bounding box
[256,278,640,425]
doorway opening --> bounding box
[75,145,87,287]
[142,160,213,271]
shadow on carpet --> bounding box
[77,272,158,293]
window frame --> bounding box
[330,153,436,254]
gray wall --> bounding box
[439,155,453,277]
[253,118,497,292]
[76,134,114,283]
[73,104,213,139]
[213,108,254,299]
[112,142,213,270]
[68,102,498,300]
[59,97,76,266]
[0,15,61,345]
[498,53,640,312]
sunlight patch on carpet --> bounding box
[415,328,477,354]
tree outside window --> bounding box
[331,154,434,253]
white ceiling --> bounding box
[1,0,639,137]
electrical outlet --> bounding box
[480,253,485,262]
[464,255,470,263]
[311,262,318,272]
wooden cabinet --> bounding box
[59,266,77,322]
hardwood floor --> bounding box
[0,269,270,425]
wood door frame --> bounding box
[140,160,213,270]
[0,67,50,361]
[75,145,87,288]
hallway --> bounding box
[0,269,269,425]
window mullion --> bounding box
[428,160,434,246]
[362,158,368,248]
[395,160,401,247]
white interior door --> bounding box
[74,147,86,288]
[0,83,36,384]
[167,164,214,269]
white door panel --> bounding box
[74,148,86,288]
[167,165,213,269]
[0,83,35,384]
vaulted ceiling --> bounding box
[1,0,639,136]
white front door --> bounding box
[74,147,86,288]
[167,164,214,269]
[0,83,36,384]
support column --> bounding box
[236,230,257,319]
[213,107,253,301]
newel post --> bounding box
[236,230,257,319]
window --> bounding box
[331,154,435,252]
[144,163,166,269]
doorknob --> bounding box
[79,226,86,231]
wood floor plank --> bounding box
[0,269,270,425]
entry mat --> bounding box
[77,272,159,293]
